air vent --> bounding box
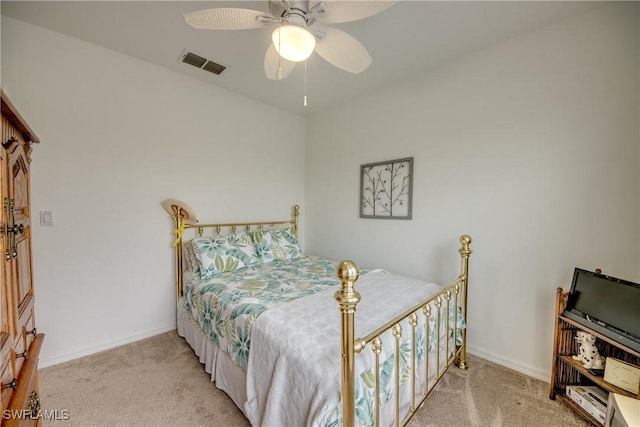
[202,61,226,75]
[183,52,207,68]
[180,51,226,75]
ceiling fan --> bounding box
[184,0,396,80]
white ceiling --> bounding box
[1,1,600,116]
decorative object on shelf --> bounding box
[566,385,608,425]
[360,157,413,219]
[573,331,606,369]
[604,357,640,394]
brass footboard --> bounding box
[335,235,472,427]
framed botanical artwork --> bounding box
[360,157,413,219]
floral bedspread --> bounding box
[183,255,358,370]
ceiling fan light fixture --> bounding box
[272,25,316,62]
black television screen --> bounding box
[563,268,640,353]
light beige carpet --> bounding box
[39,331,587,427]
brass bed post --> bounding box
[335,260,361,427]
[293,204,300,237]
[163,199,197,304]
[454,235,472,370]
[172,205,185,304]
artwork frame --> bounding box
[360,157,413,219]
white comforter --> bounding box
[244,270,453,427]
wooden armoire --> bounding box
[1,91,45,426]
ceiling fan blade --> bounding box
[184,8,275,30]
[264,44,297,80]
[310,0,396,24]
[314,27,372,74]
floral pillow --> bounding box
[250,228,302,263]
[190,232,259,279]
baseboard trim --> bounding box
[467,344,549,382]
[39,325,176,369]
[39,328,552,381]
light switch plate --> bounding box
[40,210,54,226]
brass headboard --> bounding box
[163,200,300,303]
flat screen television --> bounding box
[563,268,640,353]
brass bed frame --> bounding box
[166,201,472,427]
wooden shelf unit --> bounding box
[549,288,640,426]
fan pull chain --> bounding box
[303,60,308,107]
[277,22,282,80]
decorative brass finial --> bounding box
[337,260,359,283]
[459,234,472,257]
[335,260,361,310]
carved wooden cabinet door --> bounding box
[4,138,36,382]
[1,92,43,427]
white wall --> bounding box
[1,17,306,367]
[306,3,639,380]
